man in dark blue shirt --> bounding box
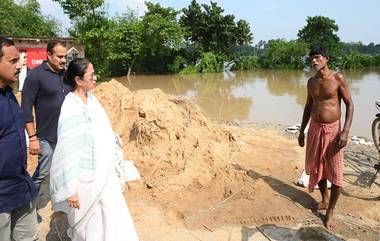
[21,40,70,199]
[0,37,38,240]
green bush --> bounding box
[233,55,259,70]
[179,65,198,74]
[168,56,187,73]
[338,52,364,69]
[374,54,380,66]
[258,39,308,69]
[197,52,223,73]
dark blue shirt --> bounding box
[21,61,71,143]
[0,86,37,212]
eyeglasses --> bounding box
[84,72,97,80]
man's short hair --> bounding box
[309,47,330,59]
[47,40,66,53]
[0,37,15,60]
[19,48,27,54]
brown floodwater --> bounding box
[116,68,380,139]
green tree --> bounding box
[71,16,113,77]
[0,0,59,37]
[297,15,341,56]
[235,20,252,45]
[342,41,380,55]
[54,0,112,77]
[180,0,253,54]
[259,39,309,69]
[54,0,103,19]
[139,2,185,73]
[107,12,143,77]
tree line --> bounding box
[1,0,380,77]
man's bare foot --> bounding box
[325,209,336,230]
[310,201,328,210]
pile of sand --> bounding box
[93,80,249,215]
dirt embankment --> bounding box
[93,80,248,217]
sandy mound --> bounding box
[93,80,248,214]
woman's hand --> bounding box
[68,193,80,209]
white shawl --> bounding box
[50,92,115,212]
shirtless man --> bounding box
[298,47,354,230]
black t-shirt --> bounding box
[21,61,72,143]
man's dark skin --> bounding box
[298,50,354,230]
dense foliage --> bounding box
[342,42,380,55]
[298,16,341,51]
[0,0,59,37]
[54,0,112,77]
[138,2,185,73]
[259,39,309,69]
[3,0,379,75]
[107,16,143,76]
[53,0,254,76]
[180,0,252,54]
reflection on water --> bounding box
[116,68,380,139]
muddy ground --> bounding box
[27,80,380,241]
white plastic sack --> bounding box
[114,134,141,192]
[296,169,331,189]
[120,160,141,182]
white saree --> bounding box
[50,92,139,241]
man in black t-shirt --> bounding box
[21,40,71,204]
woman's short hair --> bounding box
[64,58,91,88]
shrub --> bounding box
[197,52,223,73]
[179,65,198,74]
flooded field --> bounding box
[117,68,380,139]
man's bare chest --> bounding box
[310,78,339,100]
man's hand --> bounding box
[68,193,80,209]
[298,132,305,147]
[338,130,349,148]
[28,139,40,155]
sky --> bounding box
[37,0,380,45]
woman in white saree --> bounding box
[50,58,139,241]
